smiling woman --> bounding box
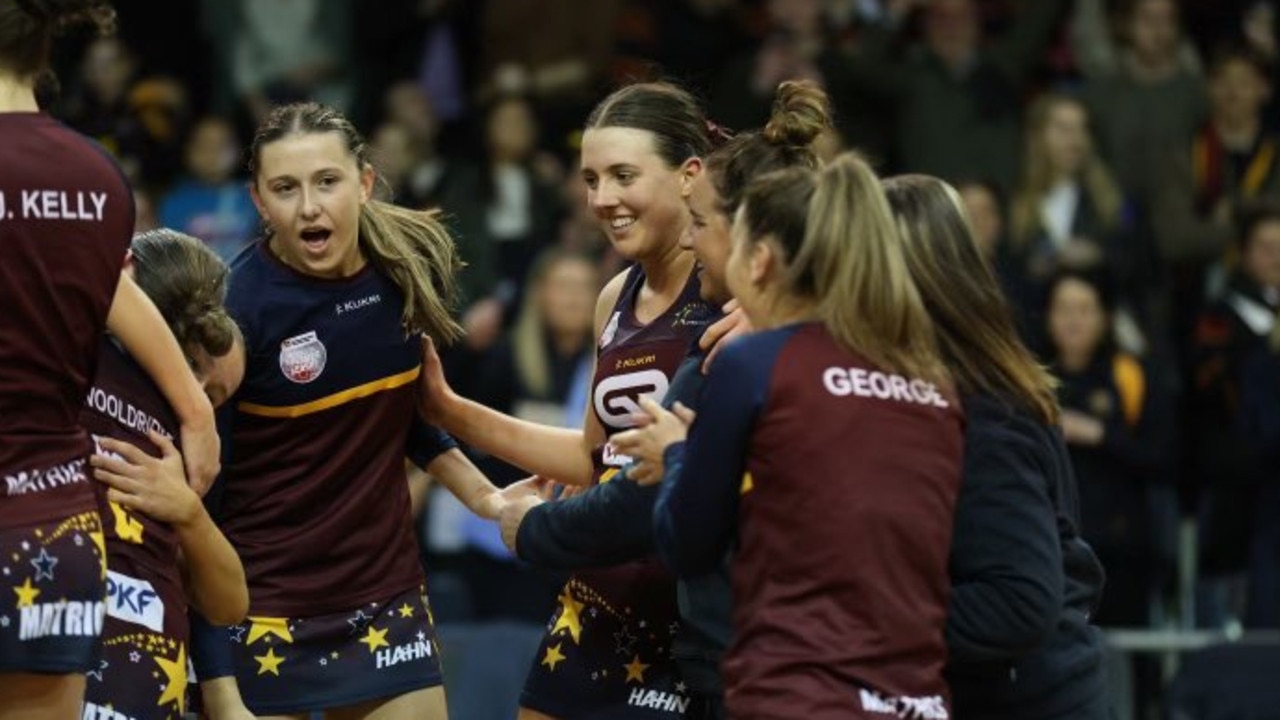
[416,81,720,720]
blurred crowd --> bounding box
[43,0,1280,714]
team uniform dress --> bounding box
[0,113,134,673]
[80,339,191,719]
[653,323,964,720]
[521,265,714,719]
[195,241,455,713]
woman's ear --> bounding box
[748,237,776,288]
[679,157,704,199]
[360,163,376,204]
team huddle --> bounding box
[2,2,1109,720]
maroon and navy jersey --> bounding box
[0,113,134,528]
[654,322,964,720]
[80,338,186,635]
[217,242,455,617]
[521,265,713,718]
[591,264,715,472]
[80,338,191,719]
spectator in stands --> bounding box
[1191,201,1280,628]
[1078,0,1208,199]
[1009,93,1143,354]
[1047,270,1174,626]
[1149,48,1279,348]
[440,94,566,311]
[840,0,1069,190]
[159,115,257,261]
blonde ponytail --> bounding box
[357,200,464,342]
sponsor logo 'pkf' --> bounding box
[105,570,165,633]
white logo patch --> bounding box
[593,370,669,428]
[279,331,327,384]
[105,570,165,633]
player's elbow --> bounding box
[196,571,250,626]
[206,584,250,627]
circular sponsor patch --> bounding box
[279,331,327,384]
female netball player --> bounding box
[81,229,249,720]
[626,154,964,719]
[885,174,1107,719]
[418,81,719,718]
[0,3,218,717]
[507,80,830,720]
[194,101,531,720]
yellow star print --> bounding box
[13,577,40,608]
[254,647,285,676]
[359,625,389,653]
[550,589,584,644]
[88,527,107,580]
[246,617,294,645]
[740,472,754,495]
[154,643,188,714]
[109,501,145,544]
[541,643,566,671]
[398,603,414,618]
[624,655,650,684]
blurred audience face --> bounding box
[1041,99,1091,179]
[958,183,1003,260]
[488,96,538,163]
[1244,219,1280,290]
[1048,277,1107,360]
[925,0,980,67]
[385,81,439,150]
[186,117,241,185]
[539,256,599,337]
[132,188,158,234]
[370,122,415,194]
[83,37,135,105]
[1128,0,1180,63]
[767,0,824,37]
[1210,58,1272,126]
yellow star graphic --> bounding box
[154,643,188,715]
[359,625,389,654]
[245,616,294,645]
[397,603,414,618]
[13,577,40,608]
[550,589,584,644]
[254,647,284,676]
[541,643,566,671]
[88,527,107,579]
[740,472,754,495]
[109,501,145,544]
[624,654,650,684]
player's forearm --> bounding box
[437,397,594,485]
[198,676,255,720]
[427,448,503,518]
[107,273,214,430]
[177,509,249,626]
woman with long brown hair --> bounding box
[626,154,965,718]
[887,173,1108,719]
[1009,92,1139,352]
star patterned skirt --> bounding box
[222,584,443,714]
[520,559,691,719]
[0,510,106,674]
